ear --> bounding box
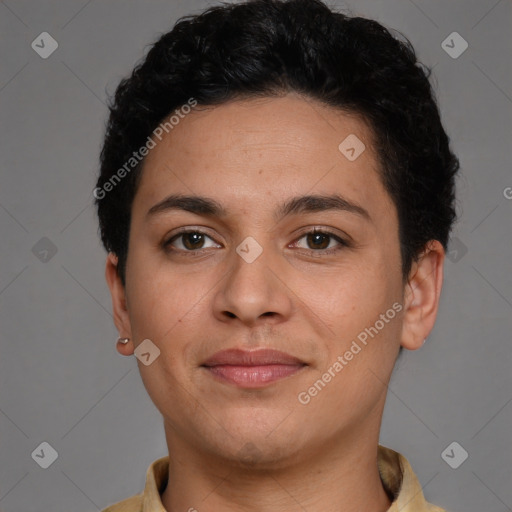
[105,252,134,356]
[400,240,445,351]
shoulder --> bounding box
[426,505,449,512]
[101,493,143,512]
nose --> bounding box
[212,237,293,328]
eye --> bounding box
[292,228,348,254]
[163,227,348,256]
[164,230,221,251]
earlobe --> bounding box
[400,241,445,351]
[115,337,134,356]
[105,253,134,356]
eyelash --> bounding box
[163,227,349,257]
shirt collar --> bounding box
[139,445,442,512]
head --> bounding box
[96,0,458,467]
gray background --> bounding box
[0,0,511,511]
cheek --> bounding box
[124,250,181,339]
[125,246,218,350]
[321,260,394,322]
[310,257,402,370]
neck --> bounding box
[160,427,392,512]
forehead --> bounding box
[149,93,375,162]
[133,92,392,220]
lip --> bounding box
[201,348,307,388]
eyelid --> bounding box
[292,226,351,244]
[163,227,221,249]
[289,227,350,254]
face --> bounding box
[107,92,443,468]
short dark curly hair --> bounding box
[95,0,459,286]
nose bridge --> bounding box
[230,233,277,302]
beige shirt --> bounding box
[102,444,447,512]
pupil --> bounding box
[308,233,329,249]
[184,233,203,250]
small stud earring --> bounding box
[117,337,130,345]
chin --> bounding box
[222,437,302,471]
[205,416,310,467]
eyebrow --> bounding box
[146,193,371,222]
